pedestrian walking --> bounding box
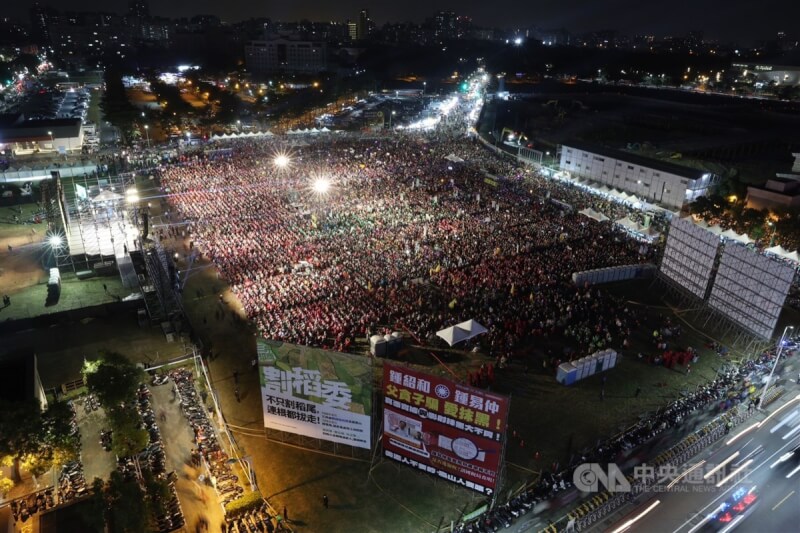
[634,386,642,398]
[233,370,239,384]
[103,283,107,292]
[322,494,329,509]
[283,506,288,521]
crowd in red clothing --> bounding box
[156,97,657,358]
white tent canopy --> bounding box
[765,245,800,264]
[578,207,610,222]
[436,319,488,347]
[720,229,753,244]
[91,190,124,203]
[445,154,465,163]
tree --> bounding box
[0,399,78,482]
[107,406,148,458]
[107,471,150,533]
[84,352,144,410]
[77,477,107,533]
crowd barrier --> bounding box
[571,264,656,287]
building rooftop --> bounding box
[563,141,713,180]
[0,118,81,143]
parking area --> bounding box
[74,400,116,483]
[149,378,225,531]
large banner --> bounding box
[382,364,509,495]
[258,339,372,449]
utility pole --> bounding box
[758,325,794,409]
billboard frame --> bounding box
[258,339,374,453]
[379,363,510,497]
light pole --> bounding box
[237,120,241,132]
[389,110,396,129]
[143,125,150,148]
[767,221,777,247]
[759,325,794,409]
[48,130,54,150]
[423,81,426,95]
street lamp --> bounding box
[759,325,795,409]
[237,120,241,132]
[423,81,427,95]
[47,130,54,149]
[389,110,396,129]
[143,125,150,148]
[767,221,777,247]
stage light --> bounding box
[125,188,139,203]
[48,235,63,248]
[312,178,331,194]
[274,154,289,168]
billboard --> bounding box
[258,339,372,449]
[382,364,509,495]
[708,243,794,339]
[659,217,720,299]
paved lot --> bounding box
[74,401,116,484]
[150,379,225,532]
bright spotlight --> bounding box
[274,154,289,168]
[48,235,63,248]
[125,188,139,203]
[514,37,523,45]
[312,178,331,194]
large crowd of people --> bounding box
[156,95,659,358]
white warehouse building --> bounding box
[559,142,719,209]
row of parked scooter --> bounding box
[224,502,283,533]
[454,492,540,532]
[58,460,88,503]
[114,383,185,532]
[83,393,101,413]
[169,368,245,505]
[155,480,185,533]
[9,489,55,523]
[137,384,167,475]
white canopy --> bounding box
[578,207,610,222]
[720,229,753,244]
[765,245,800,264]
[91,190,124,203]
[436,319,488,347]
[445,154,465,163]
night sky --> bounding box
[13,0,798,44]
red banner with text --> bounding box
[382,363,509,495]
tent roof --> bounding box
[435,319,488,347]
[91,190,124,203]
[766,245,800,263]
[579,207,610,222]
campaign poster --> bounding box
[258,339,372,449]
[382,364,509,495]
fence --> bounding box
[0,163,99,183]
[571,264,657,287]
[560,406,753,533]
